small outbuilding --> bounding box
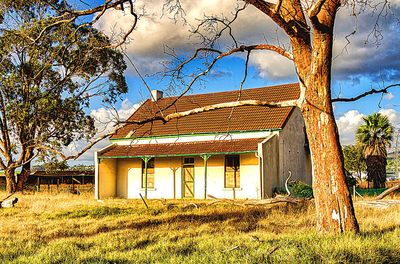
[95,83,312,199]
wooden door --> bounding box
[182,165,194,198]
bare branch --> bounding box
[122,99,297,125]
[228,50,251,121]
[332,84,400,102]
[28,0,137,47]
[122,51,165,119]
[191,3,248,48]
[62,124,125,161]
[161,43,292,114]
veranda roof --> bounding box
[99,138,263,158]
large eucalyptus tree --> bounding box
[0,0,134,192]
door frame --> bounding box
[181,157,195,198]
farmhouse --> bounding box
[95,83,312,199]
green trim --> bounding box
[99,151,256,159]
[201,154,212,199]
[109,129,281,142]
[141,157,151,199]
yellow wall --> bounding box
[116,159,132,198]
[98,158,117,198]
[98,153,261,199]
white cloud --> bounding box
[336,110,365,145]
[96,0,291,79]
[95,1,400,83]
[378,108,400,125]
[384,92,395,100]
[249,51,295,80]
[65,98,141,163]
[90,98,141,133]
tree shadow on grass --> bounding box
[44,206,288,241]
[360,225,399,238]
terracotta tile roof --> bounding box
[111,83,299,139]
[99,138,262,157]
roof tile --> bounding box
[111,83,299,139]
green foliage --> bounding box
[387,157,400,174]
[289,181,313,198]
[42,157,69,172]
[0,1,127,177]
[355,188,387,196]
[356,113,394,188]
[345,174,358,188]
[356,113,393,158]
[69,164,95,171]
[342,144,366,179]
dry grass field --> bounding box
[0,192,399,263]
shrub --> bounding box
[289,181,313,198]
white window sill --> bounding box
[223,188,242,191]
[140,188,157,191]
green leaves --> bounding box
[356,113,393,158]
[0,1,127,165]
[356,113,394,188]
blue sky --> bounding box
[68,0,400,164]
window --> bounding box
[183,157,194,164]
[225,155,240,188]
[141,158,155,188]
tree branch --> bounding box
[308,0,327,18]
[63,125,125,161]
[122,99,298,125]
[332,84,400,102]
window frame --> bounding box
[224,155,240,188]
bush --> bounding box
[345,170,358,188]
[289,181,313,198]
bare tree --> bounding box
[113,0,400,233]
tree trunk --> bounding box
[16,161,31,192]
[366,155,386,189]
[296,29,359,233]
[5,168,16,193]
[302,101,359,232]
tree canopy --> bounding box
[356,113,393,188]
[0,0,131,192]
[343,144,366,180]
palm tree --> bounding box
[356,113,393,188]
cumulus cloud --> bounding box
[96,0,293,80]
[66,98,141,163]
[378,108,400,125]
[384,92,395,100]
[336,110,365,145]
[95,1,400,83]
[249,51,296,81]
[332,6,400,83]
[90,98,140,133]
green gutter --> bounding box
[98,150,256,159]
[109,129,281,142]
